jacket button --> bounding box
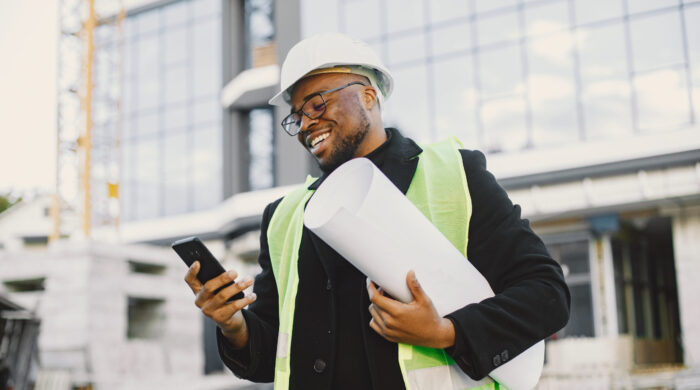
[314,358,327,373]
[326,279,332,290]
[501,350,509,362]
[492,354,501,367]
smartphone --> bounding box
[172,236,245,301]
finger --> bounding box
[196,270,238,307]
[204,292,258,325]
[184,261,202,294]
[369,318,396,342]
[211,276,255,307]
[406,270,426,303]
[367,279,403,315]
[368,303,389,330]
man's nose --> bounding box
[299,114,318,132]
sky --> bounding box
[0,1,58,195]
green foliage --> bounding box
[0,192,22,214]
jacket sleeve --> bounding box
[217,198,282,382]
[444,150,571,380]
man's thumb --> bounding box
[407,270,424,300]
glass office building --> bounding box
[298,0,700,374]
[303,0,699,153]
[84,0,700,384]
[95,0,224,222]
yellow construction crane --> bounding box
[52,0,125,241]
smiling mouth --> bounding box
[308,131,330,149]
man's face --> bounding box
[289,73,373,173]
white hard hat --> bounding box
[268,32,394,107]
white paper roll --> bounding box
[304,157,544,390]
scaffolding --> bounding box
[52,0,125,241]
[0,296,40,390]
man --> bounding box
[185,33,570,389]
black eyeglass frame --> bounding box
[280,81,367,136]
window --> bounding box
[611,218,682,364]
[430,0,470,24]
[524,1,569,37]
[577,23,633,139]
[193,0,220,19]
[546,239,594,338]
[128,261,167,275]
[192,19,221,97]
[627,0,679,15]
[163,0,189,27]
[192,125,222,210]
[127,297,166,339]
[386,0,424,34]
[634,68,691,130]
[474,0,517,14]
[527,33,579,146]
[245,0,275,68]
[431,23,472,58]
[4,278,45,292]
[164,130,189,215]
[192,97,222,126]
[163,26,187,66]
[478,45,524,98]
[573,0,623,25]
[21,236,49,246]
[164,66,188,106]
[476,10,520,47]
[387,32,426,66]
[384,64,430,141]
[343,0,382,40]
[432,55,478,145]
[481,96,529,153]
[629,11,684,72]
[248,108,275,191]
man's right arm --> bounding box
[215,199,282,382]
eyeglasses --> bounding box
[280,81,366,136]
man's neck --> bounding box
[358,124,388,157]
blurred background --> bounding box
[1,0,700,389]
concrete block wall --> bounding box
[0,242,205,389]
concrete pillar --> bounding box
[590,235,619,337]
[671,205,700,366]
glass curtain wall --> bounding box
[106,0,223,221]
[302,0,700,153]
[248,108,276,190]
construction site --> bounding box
[2,0,700,389]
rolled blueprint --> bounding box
[304,157,544,390]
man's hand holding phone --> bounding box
[184,261,257,348]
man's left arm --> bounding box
[442,149,570,379]
[367,149,570,380]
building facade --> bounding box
[27,0,700,387]
[222,0,700,386]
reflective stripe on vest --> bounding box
[266,138,500,390]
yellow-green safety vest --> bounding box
[266,137,502,390]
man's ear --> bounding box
[362,86,378,110]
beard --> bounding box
[317,106,371,173]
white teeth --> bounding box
[310,133,330,148]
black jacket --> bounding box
[217,128,570,389]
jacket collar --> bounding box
[307,128,422,194]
